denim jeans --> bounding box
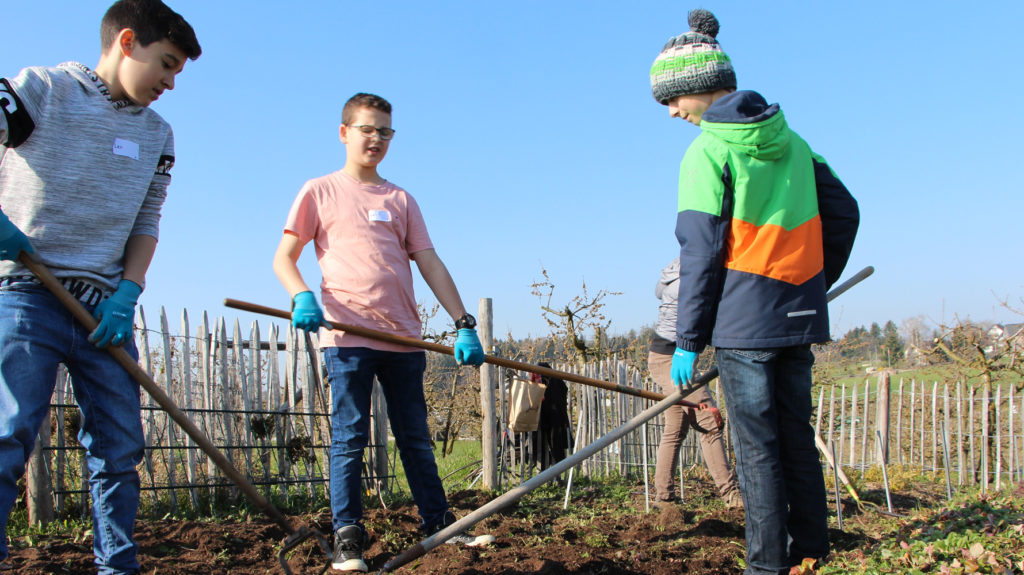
[716,346,829,575]
[0,282,144,575]
[323,347,448,532]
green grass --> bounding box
[386,439,484,500]
[819,486,1024,574]
[814,363,1024,396]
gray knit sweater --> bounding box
[0,62,174,291]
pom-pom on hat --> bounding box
[650,9,736,104]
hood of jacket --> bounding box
[700,90,789,161]
[58,61,142,112]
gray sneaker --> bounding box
[723,489,744,510]
[333,525,367,572]
[428,510,496,547]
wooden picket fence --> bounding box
[26,308,1024,521]
[501,363,1024,497]
[815,374,1024,490]
[31,306,369,519]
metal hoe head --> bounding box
[278,526,333,575]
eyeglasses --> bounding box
[347,124,396,140]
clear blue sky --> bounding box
[4,1,1023,341]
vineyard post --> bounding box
[479,298,497,489]
[876,371,890,464]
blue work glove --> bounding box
[291,291,324,332]
[454,328,485,366]
[670,348,699,394]
[89,280,142,348]
[0,209,34,261]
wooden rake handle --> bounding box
[223,298,715,408]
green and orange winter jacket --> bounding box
[674,90,858,352]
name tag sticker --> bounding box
[113,138,140,160]
[368,209,392,222]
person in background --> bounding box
[649,258,742,509]
[532,362,571,470]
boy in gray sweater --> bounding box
[0,1,200,572]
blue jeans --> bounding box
[323,347,448,532]
[0,282,144,575]
[716,346,829,575]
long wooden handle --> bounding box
[226,265,874,406]
[223,298,715,406]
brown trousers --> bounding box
[649,351,739,501]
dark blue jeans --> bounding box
[716,346,829,575]
[0,282,143,575]
[322,347,448,532]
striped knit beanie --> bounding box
[650,9,736,104]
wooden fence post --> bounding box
[849,382,858,468]
[838,384,846,467]
[54,367,67,515]
[981,384,990,493]
[198,313,217,501]
[860,381,870,471]
[159,307,178,511]
[957,382,964,486]
[26,411,53,526]
[896,379,904,465]
[931,382,938,474]
[876,371,890,464]
[969,385,976,486]
[827,385,836,458]
[943,383,951,483]
[136,307,159,509]
[478,298,496,490]
[995,385,1002,491]
[181,310,199,511]
[913,380,921,466]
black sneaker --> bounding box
[332,525,367,572]
[427,510,495,547]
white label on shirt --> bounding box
[787,309,817,318]
[368,209,392,222]
[113,138,140,160]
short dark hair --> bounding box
[342,93,392,125]
[101,0,202,60]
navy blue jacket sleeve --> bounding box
[673,164,732,353]
[813,158,859,289]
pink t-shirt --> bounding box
[284,170,433,352]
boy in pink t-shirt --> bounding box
[273,93,492,572]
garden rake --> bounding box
[224,299,722,413]
[225,265,874,419]
[19,254,331,575]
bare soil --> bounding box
[6,478,938,575]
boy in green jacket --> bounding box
[650,9,859,575]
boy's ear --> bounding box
[338,124,348,143]
[116,29,137,57]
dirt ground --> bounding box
[6,478,924,575]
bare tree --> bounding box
[530,267,622,362]
[418,302,481,456]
